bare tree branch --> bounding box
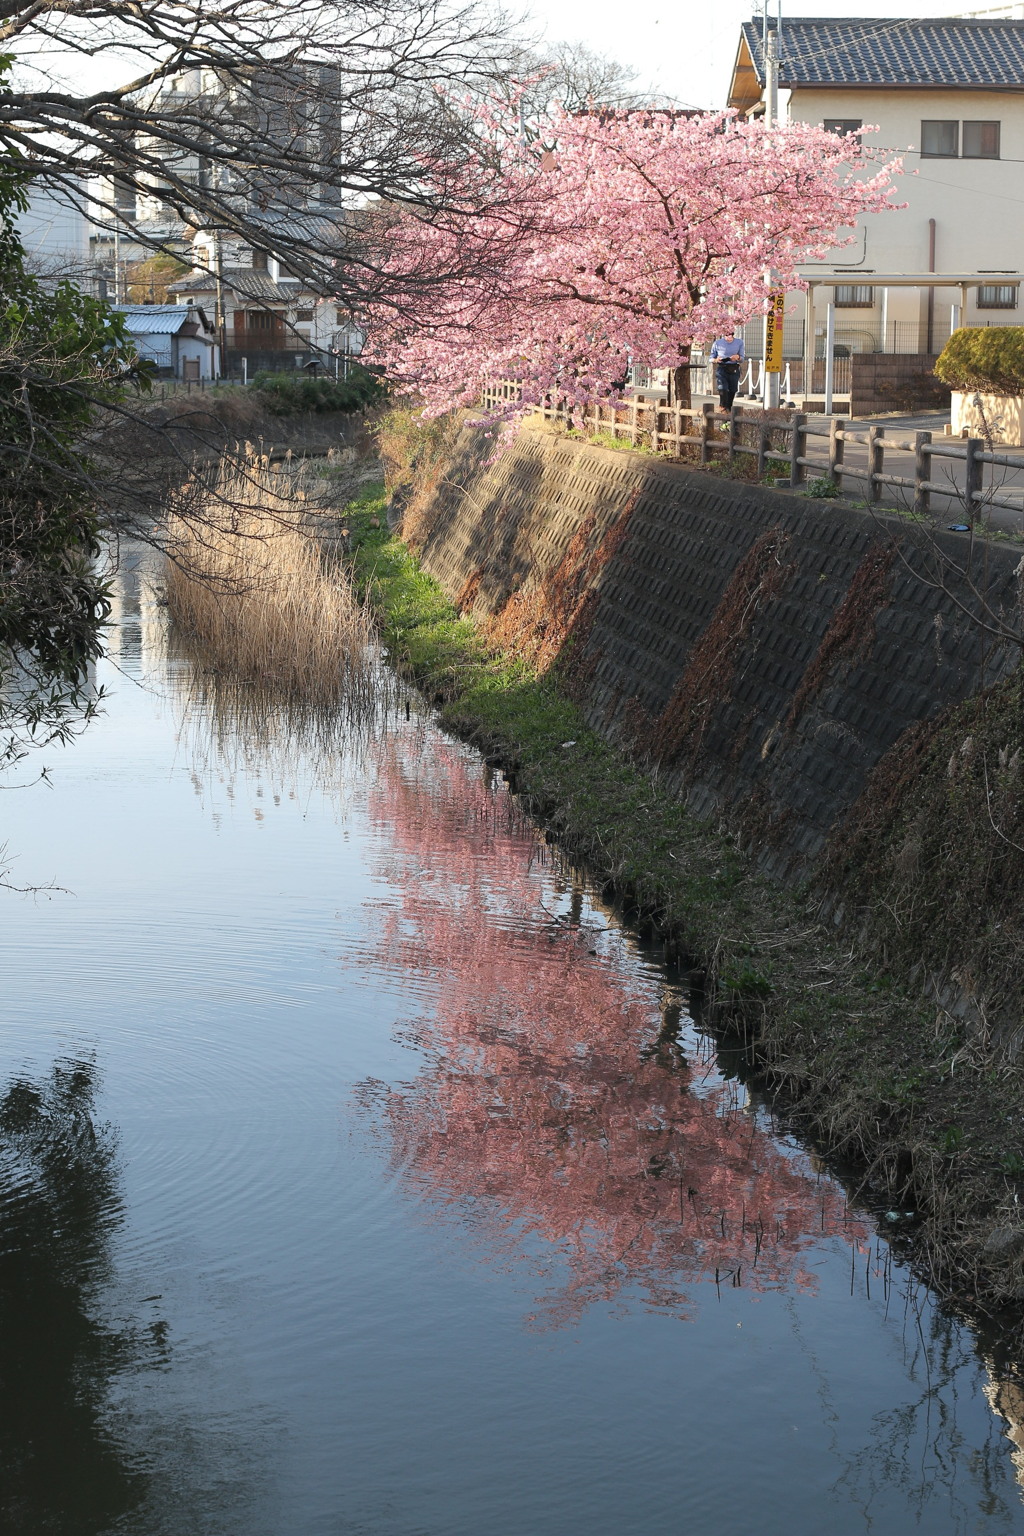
[2,0,545,305]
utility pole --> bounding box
[762,25,782,409]
[764,21,779,127]
[214,230,225,380]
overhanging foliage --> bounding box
[0,150,144,764]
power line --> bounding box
[912,166,1024,205]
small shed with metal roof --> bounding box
[112,303,218,379]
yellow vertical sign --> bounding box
[764,290,785,374]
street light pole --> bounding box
[823,299,836,416]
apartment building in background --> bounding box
[87,65,358,373]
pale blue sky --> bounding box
[524,2,1020,107]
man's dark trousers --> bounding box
[716,362,740,410]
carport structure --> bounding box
[796,271,1024,413]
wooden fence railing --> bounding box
[478,384,1024,523]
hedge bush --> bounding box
[934,326,1024,395]
[251,362,386,415]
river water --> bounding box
[3,548,1024,1535]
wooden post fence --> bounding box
[477,383,1024,528]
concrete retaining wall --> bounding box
[412,425,1023,875]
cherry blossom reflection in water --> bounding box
[354,733,869,1327]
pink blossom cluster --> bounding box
[365,106,902,426]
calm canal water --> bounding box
[3,548,1024,1535]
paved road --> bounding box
[807,410,1024,536]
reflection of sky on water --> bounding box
[1,547,1024,1534]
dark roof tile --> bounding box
[168,268,303,301]
[741,17,1024,88]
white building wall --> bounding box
[176,336,215,379]
[16,183,90,272]
[780,86,1024,357]
[792,86,1023,273]
[131,334,175,370]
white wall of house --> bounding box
[176,335,216,379]
[780,86,1024,357]
[130,332,175,370]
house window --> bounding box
[296,308,314,322]
[246,309,277,330]
[963,120,1000,159]
[824,118,862,145]
[335,308,348,324]
[835,285,874,308]
[977,284,1018,309]
[251,249,269,271]
[921,120,959,157]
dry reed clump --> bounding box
[165,456,374,705]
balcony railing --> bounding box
[223,329,321,352]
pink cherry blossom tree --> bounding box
[367,106,901,421]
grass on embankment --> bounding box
[340,479,1024,1320]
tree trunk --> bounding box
[667,348,691,411]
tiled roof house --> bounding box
[731,17,1024,102]
[167,213,363,376]
[726,17,1024,392]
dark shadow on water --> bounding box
[0,1056,154,1534]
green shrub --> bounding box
[251,362,386,415]
[934,326,1024,395]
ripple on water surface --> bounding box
[2,582,1024,1536]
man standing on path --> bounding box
[709,333,745,411]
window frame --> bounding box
[823,118,862,147]
[834,284,874,309]
[963,120,1000,159]
[977,284,1018,310]
[921,119,959,158]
